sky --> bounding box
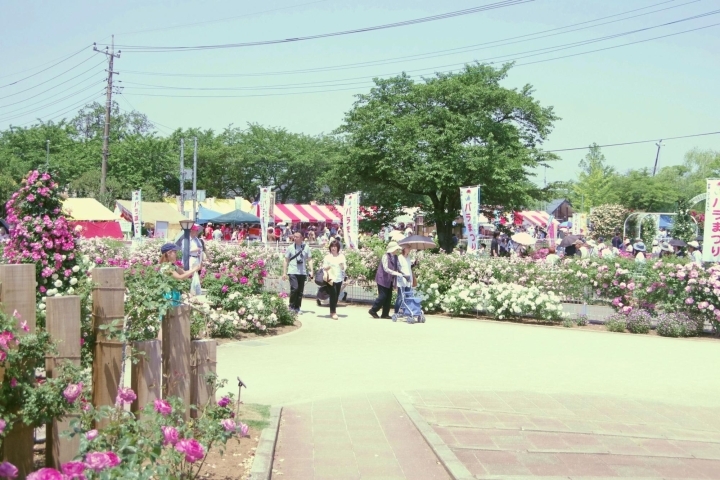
[1,0,719,187]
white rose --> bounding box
[70,278,78,286]
[52,274,59,280]
[39,303,46,311]
[72,265,80,273]
[54,280,63,288]
[67,287,75,295]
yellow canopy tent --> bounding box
[62,198,120,221]
[116,200,189,239]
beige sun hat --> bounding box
[688,241,700,248]
[386,241,401,253]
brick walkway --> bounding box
[407,389,720,479]
[272,393,451,480]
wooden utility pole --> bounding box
[94,35,120,195]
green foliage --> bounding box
[640,215,657,247]
[575,314,589,326]
[571,144,617,212]
[671,198,697,242]
[588,204,629,240]
[604,315,626,333]
[562,318,574,328]
[335,63,559,251]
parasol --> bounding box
[558,235,581,248]
[398,235,436,250]
[669,239,686,247]
[388,230,406,242]
[511,232,535,246]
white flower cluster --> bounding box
[440,280,566,321]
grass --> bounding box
[238,403,271,430]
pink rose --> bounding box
[0,419,6,435]
[221,285,229,293]
[27,468,62,480]
[239,422,249,437]
[61,461,86,478]
[175,439,205,463]
[116,387,137,405]
[217,396,231,408]
[240,277,248,285]
[85,430,98,441]
[221,419,236,431]
[10,378,17,388]
[154,399,172,416]
[63,382,83,404]
[161,426,179,446]
[0,461,18,479]
[84,452,120,472]
[686,298,695,305]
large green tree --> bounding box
[335,63,559,251]
[571,144,617,211]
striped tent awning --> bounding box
[257,204,343,223]
[520,211,559,228]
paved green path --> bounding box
[217,304,720,408]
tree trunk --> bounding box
[436,219,455,253]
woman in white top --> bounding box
[545,247,559,266]
[394,245,415,315]
[322,239,346,320]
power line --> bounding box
[0,44,92,83]
[121,18,720,97]
[121,0,697,78]
[0,65,105,108]
[0,79,106,121]
[0,56,101,100]
[13,91,106,127]
[545,131,720,153]
[116,0,333,36]
[117,95,175,135]
[99,0,534,52]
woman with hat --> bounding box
[688,241,702,265]
[633,240,646,263]
[369,241,403,319]
[159,243,201,281]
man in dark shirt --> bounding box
[490,231,500,257]
[611,230,622,249]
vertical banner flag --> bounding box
[460,186,481,253]
[259,187,272,244]
[131,190,142,239]
[571,214,578,235]
[578,213,588,236]
[703,179,720,262]
[343,192,360,249]
[547,215,556,249]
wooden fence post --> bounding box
[190,339,217,418]
[45,296,81,469]
[162,305,190,418]
[131,340,161,414]
[0,264,37,478]
[91,268,125,429]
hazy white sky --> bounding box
[1,0,718,185]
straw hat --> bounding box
[652,240,658,246]
[386,241,401,253]
[661,242,673,252]
[688,241,700,249]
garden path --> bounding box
[217,305,720,479]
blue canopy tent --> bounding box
[659,214,674,229]
[202,209,260,225]
[196,205,223,224]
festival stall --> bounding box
[116,200,189,239]
[519,210,560,229]
[62,198,123,239]
[255,203,342,224]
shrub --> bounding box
[656,312,684,337]
[588,204,629,241]
[625,309,652,334]
[604,314,626,332]
[575,314,589,326]
[562,318,574,328]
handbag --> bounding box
[314,268,329,286]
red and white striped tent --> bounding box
[519,210,560,229]
[256,203,342,224]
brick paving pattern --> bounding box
[272,393,451,480]
[408,390,720,479]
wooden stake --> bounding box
[0,264,36,332]
[190,339,217,418]
[0,265,37,477]
[162,305,190,418]
[131,340,161,414]
[45,296,81,469]
[91,268,125,429]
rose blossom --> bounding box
[61,461,86,479]
[175,439,205,463]
[154,399,172,416]
[0,461,18,479]
[84,452,120,472]
[0,419,5,435]
[239,422,249,437]
[63,382,83,403]
[221,419,236,431]
[217,396,231,408]
[26,468,62,480]
[116,387,137,405]
[85,429,98,441]
[161,426,179,446]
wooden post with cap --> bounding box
[162,305,191,418]
[190,339,216,417]
[91,268,125,429]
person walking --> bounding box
[282,232,314,313]
[177,224,206,296]
[369,241,402,319]
[688,241,702,265]
[321,239,346,320]
[490,231,500,257]
[394,244,415,315]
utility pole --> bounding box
[45,140,50,171]
[652,140,664,176]
[94,35,120,195]
[193,137,198,223]
[180,138,185,216]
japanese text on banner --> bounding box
[343,193,360,249]
[131,190,142,239]
[460,186,480,253]
[703,179,720,262]
[547,215,556,249]
[259,187,272,244]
